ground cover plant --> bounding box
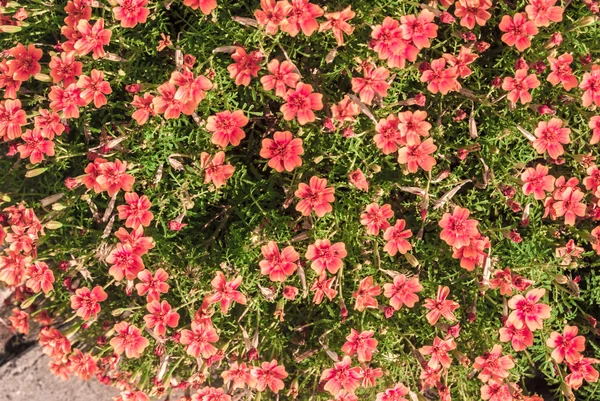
[2,0,600,400]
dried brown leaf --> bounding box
[348,94,377,123]
[212,46,238,54]
[433,179,472,209]
[233,16,258,27]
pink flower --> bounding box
[25,262,55,294]
[420,58,460,94]
[454,0,492,29]
[305,239,347,274]
[348,168,369,192]
[480,381,513,401]
[320,356,363,395]
[383,219,413,256]
[75,18,112,59]
[117,192,154,229]
[398,110,431,145]
[260,59,300,97]
[77,69,112,108]
[546,325,586,364]
[521,164,555,200]
[115,226,155,256]
[106,243,144,281]
[580,64,600,108]
[319,6,355,46]
[205,271,247,313]
[383,274,423,310]
[182,0,217,14]
[113,0,150,28]
[443,46,479,78]
[565,357,599,390]
[341,329,378,362]
[400,9,438,49]
[351,64,390,105]
[259,241,299,281]
[227,47,263,86]
[255,0,292,35]
[48,84,86,119]
[295,176,335,217]
[502,69,540,104]
[69,350,98,381]
[499,322,534,351]
[96,159,135,197]
[180,322,219,358]
[331,95,360,123]
[351,276,381,311]
[170,68,212,104]
[532,118,571,159]
[200,151,235,188]
[360,203,394,235]
[547,54,578,91]
[281,82,323,125]
[8,43,42,81]
[589,116,600,144]
[525,0,563,27]
[251,359,288,393]
[452,235,490,271]
[419,336,456,369]
[135,269,169,302]
[507,288,552,331]
[423,286,460,325]
[439,206,479,249]
[144,300,180,336]
[70,286,107,320]
[131,93,156,125]
[370,17,418,69]
[259,130,304,172]
[17,128,55,164]
[280,0,323,37]
[110,322,149,358]
[206,110,248,148]
[553,187,586,226]
[374,114,403,154]
[376,383,410,401]
[34,109,65,139]
[498,13,538,51]
[153,82,194,119]
[222,361,257,390]
[473,344,515,382]
[48,51,82,85]
[398,138,438,173]
[311,271,337,304]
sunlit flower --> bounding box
[183,0,217,14]
[280,0,323,37]
[498,13,538,51]
[547,54,577,91]
[383,219,413,256]
[25,261,55,294]
[251,359,288,393]
[499,322,534,351]
[553,187,586,226]
[49,51,82,85]
[228,47,263,86]
[420,58,460,94]
[383,274,422,310]
[502,69,540,105]
[473,344,515,382]
[423,285,460,325]
[260,59,300,97]
[521,164,555,200]
[525,0,563,27]
[222,361,257,390]
[144,300,180,336]
[206,110,249,148]
[48,84,86,119]
[454,0,492,29]
[75,18,112,59]
[507,288,552,331]
[136,268,170,302]
[259,241,299,281]
[400,9,438,49]
[419,336,456,369]
[580,64,600,107]
[398,138,437,173]
[352,276,381,311]
[319,6,355,46]
[206,271,247,313]
[18,128,55,164]
[321,356,363,395]
[8,43,42,81]
[106,243,145,281]
[295,176,335,217]
[110,321,150,358]
[546,325,586,364]
[348,168,369,192]
[341,329,378,362]
[281,82,323,125]
[351,64,390,105]
[255,0,292,35]
[113,0,150,28]
[200,151,235,188]
[70,286,108,320]
[305,239,347,274]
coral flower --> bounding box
[25,261,55,294]
[77,69,112,108]
[507,288,552,331]
[206,271,247,313]
[473,344,515,383]
[480,381,513,401]
[398,110,431,146]
[117,192,154,229]
[419,336,456,369]
[183,0,217,14]
[75,18,112,59]
[136,268,170,302]
[9,309,29,335]
[200,151,235,188]
[452,235,490,271]
[259,241,299,281]
[502,68,540,105]
[113,0,150,28]
[228,47,263,87]
[144,300,180,336]
[319,6,355,46]
[374,114,403,154]
[351,64,390,105]
[498,13,538,51]
[131,93,156,125]
[180,322,219,358]
[170,69,212,104]
[547,54,578,91]
[49,51,82,85]
[280,0,323,37]
[64,0,92,27]
[443,46,479,79]
[397,138,438,173]
[383,219,413,256]
[311,271,337,304]
[370,17,404,61]
[48,84,86,119]
[106,243,145,281]
[222,361,257,390]
[360,203,394,235]
[0,99,25,140]
[18,128,55,164]
[251,359,288,393]
[383,274,423,310]
[305,239,347,274]
[580,65,600,108]
[70,285,108,320]
[565,357,599,390]
[454,0,492,30]
[255,0,292,35]
[34,109,64,140]
[525,0,563,27]
[376,384,410,401]
[94,159,135,197]
[423,286,460,325]
[295,176,335,217]
[153,82,194,119]
[532,118,570,159]
[553,187,586,226]
[321,356,363,395]
[420,58,460,95]
[115,226,155,256]
[400,9,438,49]
[341,329,378,362]
[331,95,360,123]
[439,206,479,248]
[546,325,586,364]
[499,322,534,351]
[69,350,98,381]
[0,59,22,98]
[352,276,381,311]
[348,168,369,192]
[110,322,150,358]
[281,82,323,125]
[521,164,555,200]
[260,130,304,172]
[8,43,42,81]
[260,59,300,97]
[589,116,600,145]
[206,110,249,148]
